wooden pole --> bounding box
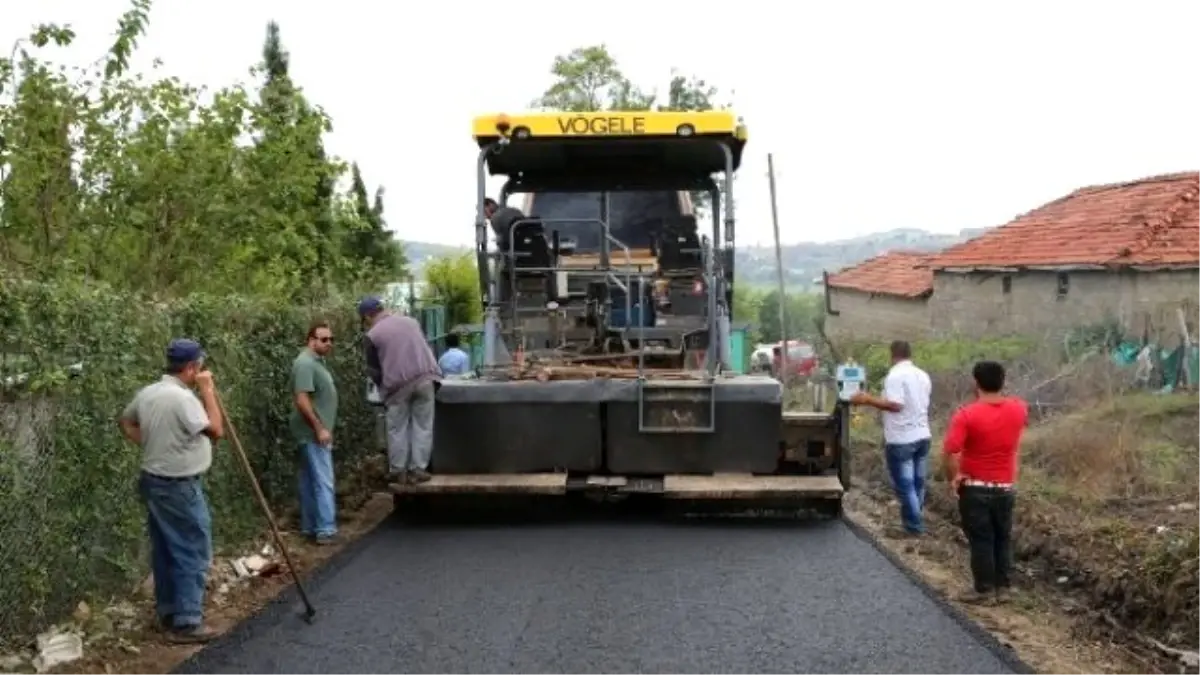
[767,153,789,388]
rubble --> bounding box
[0,654,29,672]
[32,628,83,673]
[12,542,287,674]
[230,543,283,580]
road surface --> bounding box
[178,507,1025,674]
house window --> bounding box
[1002,276,1012,294]
[1056,272,1069,299]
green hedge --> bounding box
[0,280,378,642]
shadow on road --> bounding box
[386,492,844,530]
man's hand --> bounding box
[316,427,333,447]
[118,418,142,445]
[848,390,870,406]
[950,473,965,497]
[195,370,215,394]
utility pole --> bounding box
[767,153,789,388]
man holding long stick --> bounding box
[118,339,224,643]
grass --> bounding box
[837,331,1199,650]
[854,374,1200,643]
[1020,392,1199,504]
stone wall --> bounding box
[928,268,1200,340]
[824,287,932,343]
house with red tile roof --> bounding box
[925,171,1198,337]
[823,251,935,341]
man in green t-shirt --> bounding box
[290,320,339,544]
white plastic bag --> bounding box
[365,379,382,404]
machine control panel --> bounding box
[835,361,866,401]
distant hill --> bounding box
[402,241,471,277]
[736,227,993,292]
[399,227,992,289]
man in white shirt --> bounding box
[850,340,932,536]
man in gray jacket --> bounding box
[359,297,440,483]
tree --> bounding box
[757,291,823,344]
[340,162,406,286]
[533,46,723,115]
[424,253,482,329]
[246,21,340,298]
[533,45,732,213]
[732,285,765,342]
[370,187,408,276]
[0,2,405,299]
[534,45,633,112]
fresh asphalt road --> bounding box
[178,506,1023,674]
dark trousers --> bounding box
[957,485,1015,592]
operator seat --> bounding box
[655,215,703,271]
[510,218,553,270]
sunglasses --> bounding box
[314,336,334,344]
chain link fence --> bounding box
[0,285,381,647]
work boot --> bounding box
[957,589,996,606]
[388,470,407,486]
[314,535,338,546]
[410,469,432,483]
[884,525,922,539]
[165,623,218,644]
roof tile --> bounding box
[927,171,1199,270]
[826,251,933,298]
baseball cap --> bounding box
[357,296,384,317]
[166,338,205,366]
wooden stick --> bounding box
[212,389,316,622]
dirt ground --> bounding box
[0,464,395,675]
[846,390,1200,675]
[846,491,1161,674]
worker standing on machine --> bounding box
[359,297,441,484]
[483,197,525,250]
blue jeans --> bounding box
[885,438,931,533]
[298,442,337,539]
[139,472,212,629]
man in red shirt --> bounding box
[942,360,1028,604]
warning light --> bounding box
[495,114,512,135]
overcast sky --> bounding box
[5,0,1197,248]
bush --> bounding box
[0,280,377,642]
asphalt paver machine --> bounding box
[391,110,850,516]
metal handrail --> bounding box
[502,217,635,346]
[477,136,738,382]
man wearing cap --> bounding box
[359,297,441,483]
[117,339,224,643]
